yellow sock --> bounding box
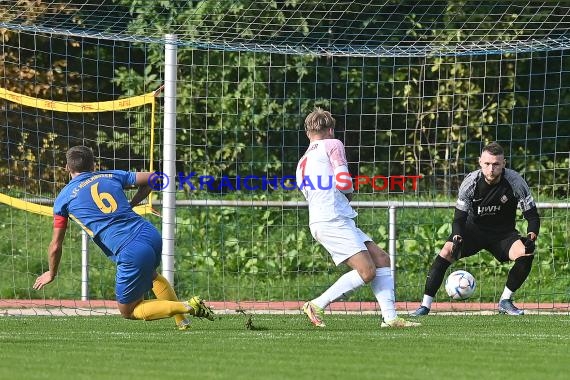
[153,273,179,300]
[153,273,187,326]
[132,300,188,321]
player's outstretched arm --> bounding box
[33,226,67,290]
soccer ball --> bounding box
[445,270,476,300]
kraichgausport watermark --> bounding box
[148,171,422,192]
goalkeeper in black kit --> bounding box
[410,142,540,316]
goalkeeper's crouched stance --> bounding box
[410,142,540,317]
[32,145,214,329]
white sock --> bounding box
[422,295,434,309]
[370,267,397,322]
[500,287,514,301]
[312,270,365,309]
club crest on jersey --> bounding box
[500,195,508,203]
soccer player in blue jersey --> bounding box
[410,142,540,316]
[33,145,214,328]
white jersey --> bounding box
[296,138,356,224]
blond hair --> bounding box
[304,107,335,134]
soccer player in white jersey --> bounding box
[296,107,419,328]
[410,142,540,316]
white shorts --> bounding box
[309,217,372,266]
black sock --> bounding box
[424,255,452,297]
[506,255,535,292]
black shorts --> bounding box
[447,223,521,263]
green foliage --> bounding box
[0,131,68,194]
[2,2,568,198]
[1,2,569,305]
[109,1,570,197]
[1,200,568,302]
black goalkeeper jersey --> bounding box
[452,168,540,236]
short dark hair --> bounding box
[66,146,94,173]
[482,142,504,156]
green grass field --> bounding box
[1,314,568,380]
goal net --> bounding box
[1,1,568,315]
[0,83,158,314]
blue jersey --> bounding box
[53,170,156,261]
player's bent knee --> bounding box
[438,242,455,259]
[511,249,534,261]
[376,253,391,268]
[117,302,138,319]
[118,308,136,319]
[514,254,534,266]
[359,267,376,283]
[439,250,454,263]
[361,271,375,284]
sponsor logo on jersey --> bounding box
[478,205,501,215]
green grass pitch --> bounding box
[0,314,568,379]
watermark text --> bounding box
[148,171,422,192]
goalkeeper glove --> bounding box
[451,235,463,260]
